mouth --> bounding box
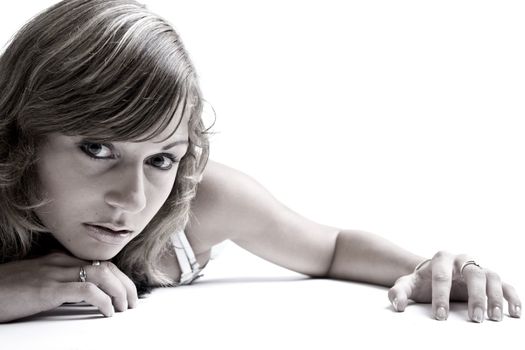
[83,223,133,245]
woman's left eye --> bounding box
[147,154,178,170]
[80,142,115,159]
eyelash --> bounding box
[78,142,179,171]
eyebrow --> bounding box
[161,140,189,150]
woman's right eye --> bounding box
[79,142,116,159]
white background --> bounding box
[1,1,523,348]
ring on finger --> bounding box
[414,259,432,272]
[460,260,482,278]
[79,266,88,282]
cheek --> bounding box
[34,159,99,229]
[148,171,179,209]
[138,167,179,221]
[37,162,90,206]
[33,178,83,232]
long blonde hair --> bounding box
[0,0,211,286]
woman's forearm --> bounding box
[326,229,426,287]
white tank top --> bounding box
[171,230,205,286]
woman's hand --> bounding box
[388,251,521,322]
[0,252,138,323]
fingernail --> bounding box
[473,307,484,323]
[516,305,521,318]
[492,307,502,321]
[392,298,399,311]
[436,306,447,321]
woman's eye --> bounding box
[80,142,115,159]
[148,154,177,170]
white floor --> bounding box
[1,240,522,350]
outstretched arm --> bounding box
[189,160,521,322]
[326,229,424,287]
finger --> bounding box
[503,282,522,318]
[461,262,487,323]
[388,275,413,312]
[57,265,129,312]
[84,264,130,312]
[54,263,136,311]
[431,251,455,320]
[485,270,504,322]
[58,282,114,317]
[101,261,139,309]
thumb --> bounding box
[388,274,414,312]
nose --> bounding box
[104,163,147,213]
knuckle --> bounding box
[433,250,450,259]
[129,282,138,296]
[488,287,504,299]
[79,281,98,294]
[486,271,501,283]
[503,283,520,303]
[503,282,516,294]
[432,273,450,283]
[103,261,118,270]
[455,253,469,263]
[98,265,113,277]
[100,262,121,277]
[469,268,486,279]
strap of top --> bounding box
[171,230,204,285]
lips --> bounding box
[83,223,133,245]
[85,222,132,234]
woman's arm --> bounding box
[189,160,521,322]
[187,160,340,276]
[190,160,423,282]
[327,229,425,287]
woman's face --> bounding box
[34,116,189,260]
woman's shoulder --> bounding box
[185,159,240,252]
[185,159,266,251]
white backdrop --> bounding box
[1,1,523,347]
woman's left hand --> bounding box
[387,251,521,322]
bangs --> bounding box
[15,0,199,142]
[51,80,194,144]
[43,74,194,143]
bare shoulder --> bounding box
[184,159,262,252]
[185,159,338,278]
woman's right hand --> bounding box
[0,252,139,322]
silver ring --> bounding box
[79,266,88,282]
[460,260,481,278]
[92,260,101,266]
[414,259,432,272]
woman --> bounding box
[0,0,521,323]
